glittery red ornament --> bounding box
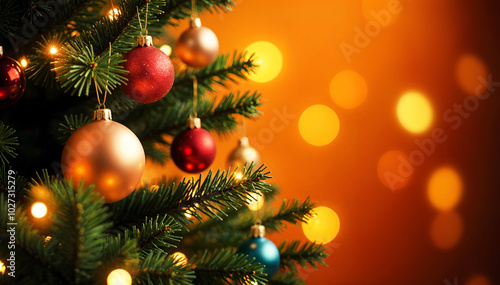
[171,117,216,173]
[121,35,175,103]
[0,47,26,108]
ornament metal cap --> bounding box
[250,224,265,238]
[136,35,153,47]
[190,17,202,28]
[93,108,112,121]
[187,116,201,129]
[238,137,249,147]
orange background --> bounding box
[154,0,498,284]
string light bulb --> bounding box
[49,46,58,55]
[31,202,48,218]
[247,190,264,211]
[108,8,121,21]
[107,269,132,285]
[160,45,172,56]
[171,252,188,265]
[0,260,5,275]
[20,57,28,68]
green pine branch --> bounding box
[0,0,21,37]
[0,122,19,165]
[161,0,235,26]
[57,114,92,145]
[170,52,257,101]
[278,241,328,272]
[270,272,306,285]
[183,184,280,240]
[26,34,67,89]
[50,180,113,283]
[192,249,267,285]
[187,198,316,249]
[109,165,272,230]
[135,251,196,285]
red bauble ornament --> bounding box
[171,117,216,173]
[121,35,175,103]
[0,47,26,108]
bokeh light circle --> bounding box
[377,150,412,191]
[397,91,433,134]
[430,211,463,250]
[31,202,48,218]
[299,105,340,146]
[427,167,463,211]
[244,41,282,83]
[302,206,340,244]
[247,190,265,211]
[329,70,368,109]
[455,54,488,95]
[107,269,132,285]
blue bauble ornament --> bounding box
[237,224,280,278]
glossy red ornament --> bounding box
[121,35,175,103]
[171,118,216,173]
[0,47,26,108]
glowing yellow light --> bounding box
[455,54,488,95]
[302,206,340,244]
[171,252,188,265]
[107,269,132,285]
[396,91,433,134]
[362,0,401,25]
[31,202,48,218]
[427,167,462,211]
[377,150,411,191]
[160,45,172,56]
[299,105,340,146]
[430,211,463,250]
[235,172,243,180]
[150,185,159,192]
[466,275,492,285]
[108,8,121,21]
[247,191,264,211]
[49,46,58,55]
[329,70,368,109]
[45,236,52,243]
[244,41,282,83]
[184,207,195,219]
[0,260,5,275]
[20,58,28,68]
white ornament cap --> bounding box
[94,108,112,121]
[238,137,250,147]
[190,17,202,28]
[136,35,153,47]
[250,224,265,238]
[187,116,201,129]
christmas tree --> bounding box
[0,0,329,284]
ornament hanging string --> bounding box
[136,2,149,36]
[191,0,197,21]
[192,75,198,117]
[95,42,112,109]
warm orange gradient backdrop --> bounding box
[148,1,500,284]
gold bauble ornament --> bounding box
[175,18,219,67]
[227,137,261,169]
[61,109,145,203]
